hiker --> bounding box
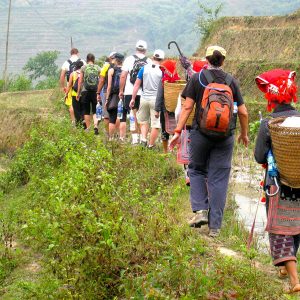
[130,49,165,148]
[76,53,101,135]
[155,59,181,153]
[119,40,152,144]
[65,60,84,126]
[254,69,300,294]
[105,53,125,140]
[60,48,85,123]
[97,52,118,135]
[169,46,249,237]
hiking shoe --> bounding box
[209,228,220,238]
[140,140,147,147]
[94,127,99,135]
[148,144,155,150]
[188,210,208,228]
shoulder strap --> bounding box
[67,59,72,65]
[133,55,139,61]
[202,69,214,84]
[224,74,233,86]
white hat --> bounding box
[109,51,117,58]
[153,49,165,60]
[136,40,147,50]
[206,46,226,57]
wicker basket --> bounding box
[268,117,300,188]
[164,80,186,112]
[181,97,196,126]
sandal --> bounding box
[278,268,288,279]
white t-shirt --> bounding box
[61,55,86,71]
[122,53,152,96]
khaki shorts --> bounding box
[137,97,161,129]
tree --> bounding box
[23,50,60,80]
[195,2,223,41]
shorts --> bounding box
[124,95,140,111]
[81,91,97,115]
[108,107,126,124]
[137,97,161,129]
[72,96,84,124]
[65,89,72,107]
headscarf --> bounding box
[161,60,181,83]
[255,69,297,111]
[192,60,207,72]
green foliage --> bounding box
[7,74,32,92]
[23,51,60,80]
[35,76,58,90]
[195,2,224,42]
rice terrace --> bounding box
[1,0,300,299]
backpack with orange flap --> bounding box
[198,69,237,137]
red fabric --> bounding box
[161,60,181,83]
[192,60,207,72]
[255,69,297,111]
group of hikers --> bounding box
[60,40,300,294]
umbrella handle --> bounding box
[168,41,184,57]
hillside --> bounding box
[1,0,300,75]
[197,10,300,100]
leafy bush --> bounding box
[0,118,183,298]
[35,76,58,90]
[8,74,32,92]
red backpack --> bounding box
[198,70,236,137]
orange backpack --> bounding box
[198,70,236,137]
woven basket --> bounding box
[181,97,195,126]
[268,117,300,188]
[164,80,186,112]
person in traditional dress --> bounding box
[254,69,300,293]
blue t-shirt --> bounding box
[137,67,144,80]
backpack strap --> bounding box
[202,69,214,84]
[133,54,139,61]
[224,74,233,86]
[67,59,72,66]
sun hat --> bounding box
[153,49,165,60]
[136,40,147,51]
[205,46,226,57]
[109,51,117,58]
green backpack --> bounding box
[84,64,99,91]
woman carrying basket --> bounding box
[254,69,300,293]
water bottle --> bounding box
[117,99,123,119]
[96,102,102,121]
[267,150,278,178]
[233,102,238,114]
[129,109,136,131]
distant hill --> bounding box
[197,9,300,100]
[1,0,300,75]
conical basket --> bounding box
[268,117,300,188]
[164,80,186,112]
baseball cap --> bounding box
[153,49,165,60]
[205,46,226,57]
[113,52,125,61]
[136,40,147,50]
[109,51,117,58]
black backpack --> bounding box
[129,55,148,84]
[111,66,122,94]
[66,58,81,81]
[72,71,80,92]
